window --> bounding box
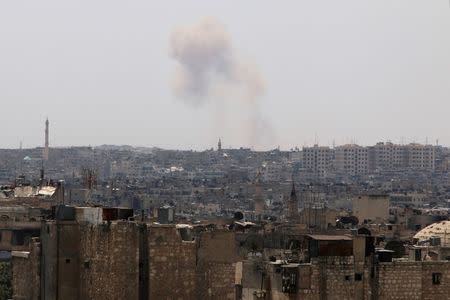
[432,273,442,285]
[344,275,351,281]
[84,260,90,269]
[355,273,363,281]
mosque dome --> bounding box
[413,221,450,246]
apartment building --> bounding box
[301,145,333,178]
[368,142,435,172]
[334,144,369,176]
[405,143,435,171]
[369,142,406,171]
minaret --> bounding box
[254,171,264,215]
[43,118,49,161]
[218,138,222,152]
[287,181,298,222]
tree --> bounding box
[0,262,12,300]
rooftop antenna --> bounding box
[314,132,318,146]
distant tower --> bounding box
[218,138,222,152]
[254,171,264,215]
[287,181,298,222]
[43,118,49,161]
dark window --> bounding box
[355,273,363,281]
[84,260,90,269]
[65,258,71,264]
[344,275,351,281]
[415,249,421,261]
[432,273,441,285]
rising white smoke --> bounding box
[169,17,274,148]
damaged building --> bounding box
[9,205,450,300]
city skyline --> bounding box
[3,116,448,152]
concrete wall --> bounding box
[352,195,389,223]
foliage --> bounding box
[0,262,12,300]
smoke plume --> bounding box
[169,17,274,148]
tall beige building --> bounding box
[298,142,436,177]
[368,142,435,172]
[334,144,368,176]
[405,143,435,171]
[302,145,333,178]
[369,142,405,171]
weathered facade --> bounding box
[12,212,240,300]
[11,206,450,300]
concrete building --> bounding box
[390,192,429,208]
[301,145,333,178]
[368,142,435,172]
[334,144,369,176]
[369,142,406,171]
[405,143,435,171]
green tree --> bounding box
[0,262,12,300]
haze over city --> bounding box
[1,0,449,150]
[4,2,450,299]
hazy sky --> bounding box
[1,1,449,150]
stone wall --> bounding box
[196,231,238,300]
[79,221,140,300]
[14,220,450,300]
[377,262,422,299]
[241,257,450,300]
[148,225,197,300]
[421,262,450,300]
[12,238,40,300]
[377,261,450,300]
[148,227,238,300]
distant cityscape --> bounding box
[0,119,450,299]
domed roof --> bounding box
[414,221,450,246]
